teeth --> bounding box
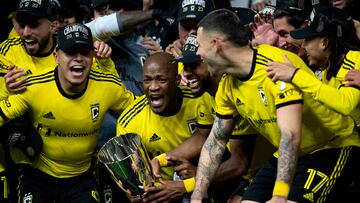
[70,65,84,72]
[25,39,34,43]
[188,79,198,85]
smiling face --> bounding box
[54,45,93,93]
[182,61,210,95]
[273,16,305,58]
[16,13,54,56]
[143,54,180,114]
[303,36,330,68]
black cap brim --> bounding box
[175,54,202,64]
[290,27,319,39]
[58,41,94,51]
[178,13,203,21]
[17,9,47,19]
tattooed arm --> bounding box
[268,103,302,203]
[190,116,236,202]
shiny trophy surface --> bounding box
[98,133,154,197]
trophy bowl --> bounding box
[98,133,154,197]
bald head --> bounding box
[143,52,178,78]
[143,52,181,114]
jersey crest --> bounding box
[187,118,197,134]
[90,103,100,122]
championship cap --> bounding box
[57,23,94,51]
[178,0,214,21]
[175,32,202,64]
[17,0,60,21]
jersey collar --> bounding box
[236,48,256,81]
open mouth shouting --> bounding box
[149,94,164,109]
[69,65,86,77]
[23,38,39,51]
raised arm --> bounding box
[191,116,235,202]
[267,55,360,115]
[86,10,153,42]
[269,103,302,202]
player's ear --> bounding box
[53,51,59,64]
[320,37,329,51]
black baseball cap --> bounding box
[290,6,352,39]
[175,32,202,64]
[229,7,256,26]
[91,0,109,9]
[57,23,94,51]
[178,0,214,21]
[18,0,59,20]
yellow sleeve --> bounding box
[292,69,360,115]
[92,57,119,77]
[0,95,28,126]
[196,94,215,127]
[111,84,135,114]
[215,75,239,118]
[273,80,303,108]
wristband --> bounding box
[273,181,290,197]
[183,177,196,193]
[155,153,168,167]
[290,68,300,81]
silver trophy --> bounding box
[98,133,154,197]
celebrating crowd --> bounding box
[0,0,359,203]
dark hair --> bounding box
[273,8,307,29]
[312,9,360,79]
[198,8,249,47]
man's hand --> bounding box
[140,37,162,54]
[143,179,187,203]
[165,39,184,58]
[266,196,287,203]
[5,65,27,93]
[94,41,112,58]
[249,13,278,47]
[169,156,196,180]
[143,0,153,10]
[266,55,297,82]
[345,69,360,87]
[150,157,162,178]
[125,188,143,203]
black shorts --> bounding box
[243,146,360,203]
[18,165,100,203]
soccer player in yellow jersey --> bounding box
[190,9,360,203]
[0,23,134,202]
[178,32,276,202]
[117,52,214,202]
[266,6,360,123]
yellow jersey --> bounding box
[291,50,360,123]
[215,44,360,157]
[0,68,134,178]
[0,36,118,98]
[117,86,215,179]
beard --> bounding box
[24,34,52,56]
